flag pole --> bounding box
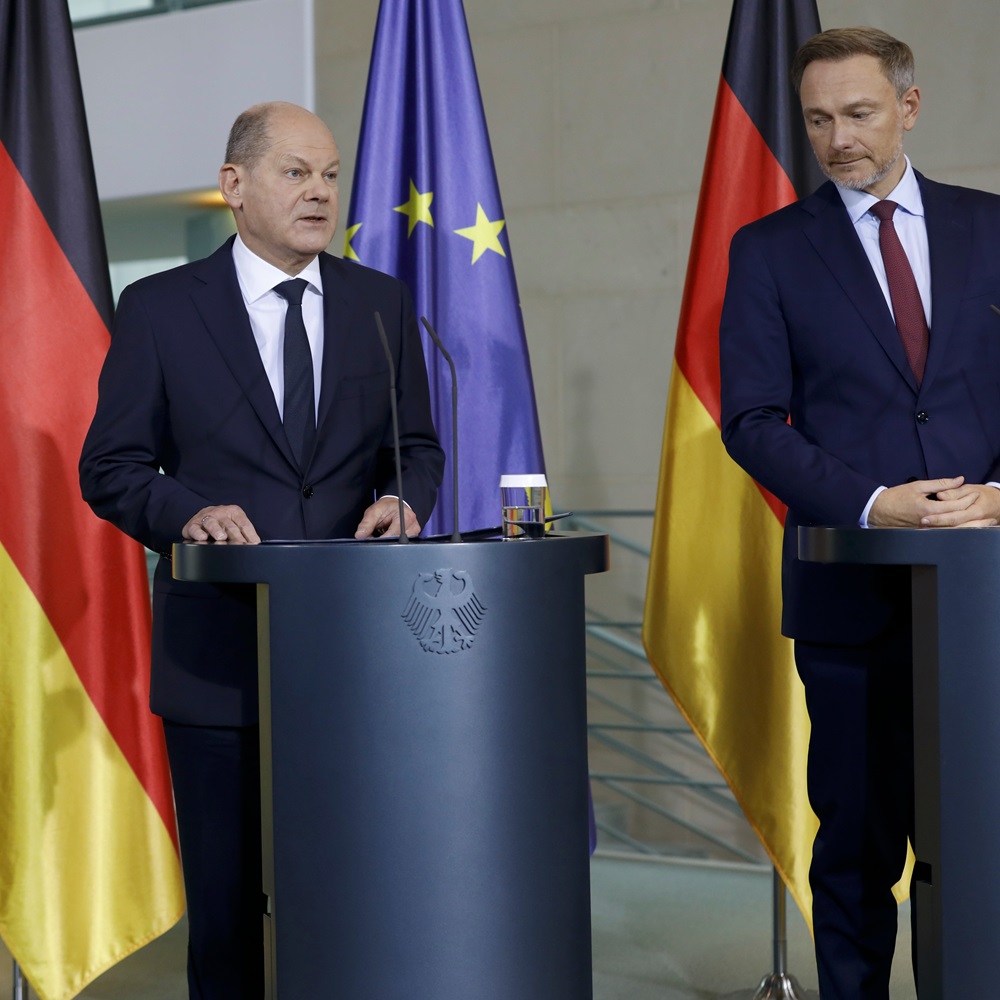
[13,959,28,1000]
[724,867,818,999]
[751,868,817,999]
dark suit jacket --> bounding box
[80,239,444,725]
[720,173,1000,644]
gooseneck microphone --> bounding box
[373,312,409,544]
[420,316,461,542]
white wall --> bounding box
[75,0,314,201]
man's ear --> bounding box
[901,84,920,132]
[219,163,242,210]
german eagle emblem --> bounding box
[401,568,486,654]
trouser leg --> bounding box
[163,721,264,1000]
[795,619,914,1000]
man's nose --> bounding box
[305,176,330,200]
[829,119,855,148]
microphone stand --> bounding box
[420,317,461,542]
[374,312,408,543]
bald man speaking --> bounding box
[81,102,444,998]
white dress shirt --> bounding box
[231,234,324,420]
[836,156,931,328]
[229,236,405,513]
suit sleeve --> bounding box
[373,280,445,526]
[719,224,882,526]
[79,284,212,553]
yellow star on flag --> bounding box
[454,204,507,264]
[393,181,434,237]
[343,222,362,261]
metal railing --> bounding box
[566,511,768,867]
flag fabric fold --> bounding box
[642,0,825,921]
[346,0,545,536]
[0,2,184,997]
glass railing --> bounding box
[565,511,769,865]
[70,0,238,28]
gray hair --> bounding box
[791,27,915,99]
[224,103,276,169]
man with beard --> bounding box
[719,26,1000,1000]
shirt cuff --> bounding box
[860,486,888,527]
[379,495,413,511]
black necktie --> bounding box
[274,279,315,468]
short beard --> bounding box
[820,135,904,192]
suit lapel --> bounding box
[189,239,300,472]
[918,173,970,391]
[316,254,363,433]
[801,182,918,391]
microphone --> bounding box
[373,312,409,544]
[420,316,460,542]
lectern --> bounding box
[173,532,608,1000]
[799,526,1000,1000]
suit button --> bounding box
[302,485,314,499]
[916,411,929,424]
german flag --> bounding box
[0,2,184,998]
[642,0,824,920]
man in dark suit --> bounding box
[80,102,444,999]
[719,27,1000,1000]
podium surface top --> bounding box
[799,525,1000,567]
[173,530,609,585]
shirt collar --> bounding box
[836,155,925,225]
[231,233,324,304]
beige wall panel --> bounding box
[553,288,676,504]
[508,198,681,296]
[556,5,728,204]
[473,26,559,211]
[464,0,661,33]
[516,292,566,490]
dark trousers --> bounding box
[163,721,264,1000]
[795,616,915,1000]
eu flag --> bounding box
[346,0,546,536]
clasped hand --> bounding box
[868,477,1000,528]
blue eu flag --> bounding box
[346,0,546,536]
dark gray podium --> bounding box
[799,526,1000,1000]
[173,532,608,1000]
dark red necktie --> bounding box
[870,199,929,384]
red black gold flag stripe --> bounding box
[0,2,184,997]
[642,0,825,921]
